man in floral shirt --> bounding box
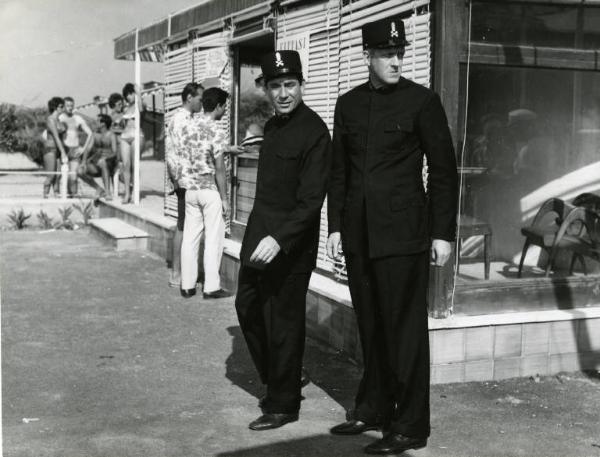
[169,86,237,299]
[165,82,204,289]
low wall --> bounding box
[220,240,600,383]
[88,202,600,383]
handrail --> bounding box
[1,165,71,199]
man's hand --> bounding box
[221,198,231,220]
[431,239,452,267]
[326,232,342,259]
[226,145,246,155]
[78,163,87,174]
[249,235,281,265]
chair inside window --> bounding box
[518,193,600,277]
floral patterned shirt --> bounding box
[165,108,226,191]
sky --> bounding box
[0,0,202,108]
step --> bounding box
[89,217,149,251]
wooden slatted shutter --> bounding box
[332,0,432,279]
[163,42,193,218]
[277,0,341,273]
[192,31,234,233]
[338,0,431,94]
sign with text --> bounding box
[204,48,229,79]
[277,31,311,80]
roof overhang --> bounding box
[114,0,273,62]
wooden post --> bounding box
[60,163,68,200]
[152,93,156,160]
[133,28,141,206]
[428,0,466,318]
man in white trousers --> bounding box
[179,87,232,299]
[165,82,204,289]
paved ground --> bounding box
[2,230,600,457]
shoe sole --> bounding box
[364,440,427,455]
[249,417,298,431]
[330,425,381,435]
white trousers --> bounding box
[181,188,225,293]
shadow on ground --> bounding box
[215,434,420,457]
[225,325,360,415]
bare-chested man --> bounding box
[59,96,93,197]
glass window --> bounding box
[458,64,600,282]
[232,42,273,227]
[471,2,600,50]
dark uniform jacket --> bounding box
[240,102,332,272]
[328,78,458,258]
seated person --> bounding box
[78,114,118,200]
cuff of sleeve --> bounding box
[430,233,456,242]
[270,233,290,254]
[328,222,341,235]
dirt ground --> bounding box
[1,230,599,457]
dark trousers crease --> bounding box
[346,249,431,438]
[235,263,310,414]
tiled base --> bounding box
[220,244,600,384]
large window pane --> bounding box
[458,64,600,281]
[471,2,600,50]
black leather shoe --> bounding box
[330,419,381,435]
[180,288,196,298]
[364,433,427,455]
[248,413,298,431]
[202,289,231,299]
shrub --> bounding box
[56,206,74,230]
[72,200,94,225]
[36,210,54,229]
[7,208,31,230]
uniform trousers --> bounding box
[181,188,224,292]
[235,262,311,414]
[345,249,430,438]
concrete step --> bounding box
[89,217,149,251]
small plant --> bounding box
[36,210,54,229]
[7,208,31,230]
[72,200,95,225]
[56,206,74,230]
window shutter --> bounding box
[339,0,431,94]
[163,43,193,218]
[277,0,341,272]
[192,32,233,233]
[332,0,432,279]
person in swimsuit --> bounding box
[119,83,145,203]
[59,96,93,197]
[43,96,68,198]
[78,114,117,200]
[108,92,125,138]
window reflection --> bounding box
[459,65,600,281]
[471,2,600,49]
[234,63,271,224]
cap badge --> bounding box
[390,21,399,38]
[275,52,284,68]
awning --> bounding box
[114,0,272,61]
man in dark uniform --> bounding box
[235,50,332,431]
[326,16,458,455]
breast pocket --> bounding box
[382,117,414,152]
[274,148,302,183]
